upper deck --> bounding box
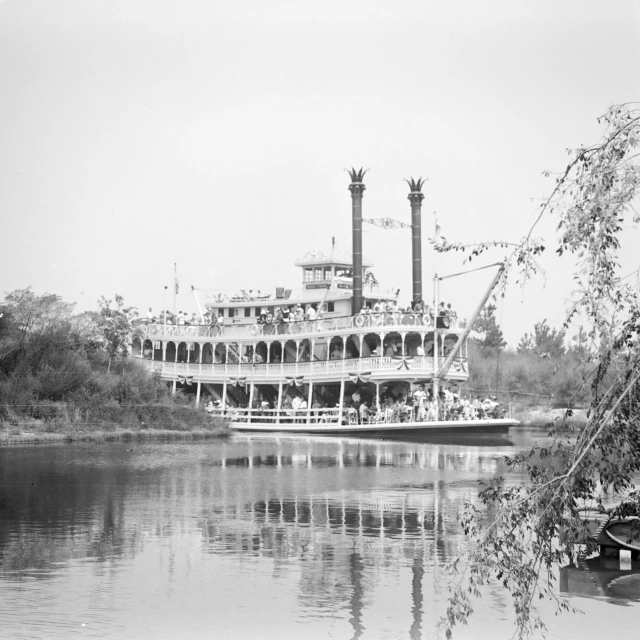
[137,311,464,343]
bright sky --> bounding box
[1,0,639,346]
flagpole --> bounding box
[164,286,168,328]
[173,263,177,316]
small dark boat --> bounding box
[604,517,640,552]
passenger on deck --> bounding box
[307,305,317,321]
[426,397,438,421]
[413,384,427,421]
[147,307,154,321]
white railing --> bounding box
[138,356,473,382]
[208,402,482,425]
[138,313,464,342]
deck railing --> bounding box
[140,355,469,380]
[138,313,463,341]
[207,403,487,425]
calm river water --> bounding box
[1,429,638,640]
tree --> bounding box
[94,295,141,358]
[438,104,640,638]
[0,287,77,372]
[472,303,507,352]
[517,319,566,358]
[568,325,591,359]
[516,333,534,354]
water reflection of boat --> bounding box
[560,556,640,603]
[366,430,513,447]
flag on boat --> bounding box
[392,355,414,370]
[285,375,304,387]
[229,377,247,387]
[434,214,442,241]
[363,217,410,230]
[177,375,194,385]
[174,263,179,295]
[348,372,372,384]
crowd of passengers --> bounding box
[205,385,502,423]
[142,300,457,328]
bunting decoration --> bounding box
[392,355,414,370]
[229,377,247,387]
[452,359,468,373]
[286,375,305,387]
[363,217,411,230]
[177,375,194,385]
[348,372,372,384]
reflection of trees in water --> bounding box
[0,450,157,577]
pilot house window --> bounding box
[304,268,313,282]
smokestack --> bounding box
[347,168,367,315]
[406,177,426,305]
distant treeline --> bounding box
[466,305,609,407]
[0,288,225,434]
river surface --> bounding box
[1,428,638,640]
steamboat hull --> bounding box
[230,418,518,434]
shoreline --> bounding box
[1,407,587,447]
[0,424,230,446]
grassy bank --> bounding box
[513,405,588,428]
[0,424,229,446]
[0,401,230,446]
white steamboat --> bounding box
[133,170,518,434]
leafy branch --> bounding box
[441,104,640,638]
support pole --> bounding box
[222,381,227,410]
[338,377,345,425]
[276,380,283,424]
[436,264,504,379]
[196,380,201,406]
[248,381,255,423]
[307,380,313,424]
[432,274,439,418]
